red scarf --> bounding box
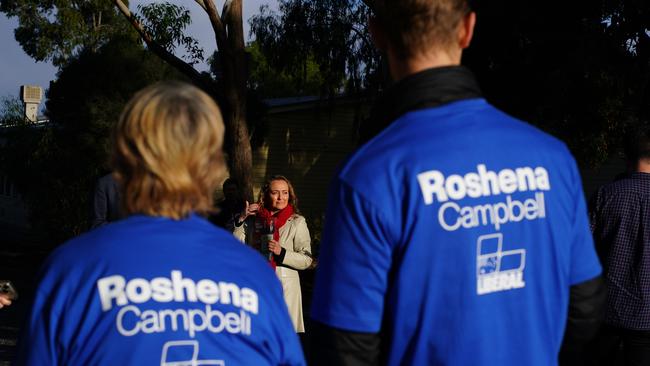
[256,204,294,268]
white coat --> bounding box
[234,214,313,332]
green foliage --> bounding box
[0,95,24,126]
[0,1,203,67]
[0,0,135,67]
[136,2,204,65]
[247,41,324,97]
[0,37,183,245]
[249,0,380,97]
[205,48,269,149]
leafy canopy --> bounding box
[136,2,204,65]
[1,0,203,67]
[0,0,132,66]
[250,0,380,97]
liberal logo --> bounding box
[161,340,224,366]
[476,233,526,295]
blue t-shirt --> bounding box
[311,99,601,366]
[17,215,305,366]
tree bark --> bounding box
[206,0,253,201]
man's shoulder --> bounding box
[456,101,569,152]
[597,174,650,199]
[50,216,263,267]
[338,100,572,191]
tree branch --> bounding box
[350,25,373,51]
[194,0,207,11]
[222,0,231,27]
[112,0,213,92]
[198,0,229,54]
[361,0,375,12]
[225,0,244,52]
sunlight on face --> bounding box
[269,179,289,211]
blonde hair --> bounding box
[258,175,300,214]
[111,81,225,219]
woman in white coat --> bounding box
[234,175,313,332]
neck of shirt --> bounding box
[362,65,483,144]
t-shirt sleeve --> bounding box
[568,158,602,285]
[311,179,395,333]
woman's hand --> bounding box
[238,201,259,223]
[268,239,282,255]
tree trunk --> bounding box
[227,112,254,202]
[220,0,254,201]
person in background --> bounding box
[234,175,313,333]
[16,81,305,366]
[310,0,605,365]
[0,293,12,309]
[0,280,17,309]
[91,172,123,228]
[209,177,245,232]
[587,125,650,366]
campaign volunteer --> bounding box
[16,82,305,366]
[310,1,606,365]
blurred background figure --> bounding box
[587,124,650,366]
[0,295,10,309]
[209,177,245,232]
[90,172,123,228]
[0,281,16,309]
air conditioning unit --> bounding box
[21,85,42,104]
[20,85,43,122]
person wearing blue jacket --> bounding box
[310,1,605,365]
[16,81,305,366]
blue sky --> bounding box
[0,0,275,104]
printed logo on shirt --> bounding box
[417,164,550,231]
[160,340,224,366]
[476,233,526,295]
[96,270,258,338]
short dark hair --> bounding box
[623,123,650,162]
[373,0,471,59]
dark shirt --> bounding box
[209,200,245,232]
[590,172,650,330]
[91,174,123,228]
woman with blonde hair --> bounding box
[235,175,313,333]
[17,81,304,366]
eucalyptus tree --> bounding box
[0,0,134,66]
[113,0,254,199]
[250,0,380,97]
